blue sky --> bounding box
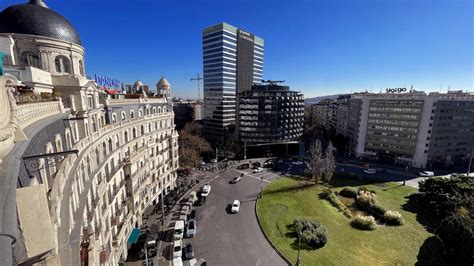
[2,0,472,98]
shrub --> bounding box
[319,188,332,199]
[351,215,377,230]
[370,204,387,218]
[294,218,328,248]
[356,190,377,209]
[324,190,353,218]
[383,210,404,225]
[339,187,358,198]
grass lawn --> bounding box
[256,176,431,265]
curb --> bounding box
[254,196,293,266]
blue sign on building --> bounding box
[94,74,120,89]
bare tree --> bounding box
[309,139,323,184]
[178,122,211,168]
[323,141,335,182]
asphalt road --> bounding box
[182,167,286,266]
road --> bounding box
[177,167,286,266]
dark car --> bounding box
[183,243,194,260]
[189,210,197,220]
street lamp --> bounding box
[296,232,301,266]
[403,165,409,186]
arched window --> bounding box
[21,52,41,69]
[79,60,85,76]
[54,55,71,74]
[152,107,156,114]
[124,131,129,142]
[141,125,145,135]
[130,110,135,119]
[121,111,126,121]
[108,138,113,152]
[138,109,143,117]
[163,106,167,112]
[132,128,137,139]
[111,113,117,123]
[157,107,162,113]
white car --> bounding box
[419,171,435,177]
[201,184,211,197]
[173,239,182,258]
[231,200,240,213]
[172,257,183,266]
[293,161,304,165]
[364,168,377,174]
[253,168,263,173]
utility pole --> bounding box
[190,74,203,101]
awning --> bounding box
[127,228,141,245]
[104,88,118,95]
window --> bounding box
[130,110,135,119]
[21,52,41,68]
[79,60,85,76]
[54,55,71,73]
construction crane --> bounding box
[262,80,285,86]
[191,74,203,100]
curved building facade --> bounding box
[0,1,179,265]
[238,83,304,144]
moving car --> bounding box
[187,219,197,238]
[174,220,185,240]
[231,200,240,213]
[201,185,211,197]
[253,167,263,173]
[183,243,194,260]
[230,175,242,183]
[173,239,183,258]
[419,171,435,177]
[364,168,377,174]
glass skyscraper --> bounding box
[202,22,264,142]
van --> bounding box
[174,220,185,240]
[189,191,197,203]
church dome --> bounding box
[133,80,144,88]
[0,0,82,45]
[156,77,171,89]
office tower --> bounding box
[202,22,264,143]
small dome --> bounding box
[157,77,171,89]
[133,80,144,88]
[0,1,82,45]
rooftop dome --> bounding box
[0,0,82,45]
[157,77,171,89]
[133,80,144,88]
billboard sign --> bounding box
[94,74,120,89]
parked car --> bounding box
[183,243,194,260]
[364,168,377,174]
[253,168,263,173]
[172,257,183,266]
[210,159,217,163]
[173,239,183,258]
[231,200,240,213]
[189,210,197,220]
[188,258,207,266]
[231,175,242,183]
[419,171,435,177]
[174,220,185,240]
[187,219,197,238]
[292,161,304,165]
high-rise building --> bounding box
[346,91,474,169]
[202,22,264,143]
[238,82,304,145]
